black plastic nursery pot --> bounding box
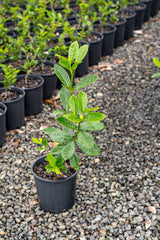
[31,156,78,214]
[122,10,136,40]
[88,31,103,66]
[0,102,7,147]
[150,0,159,16]
[33,61,57,100]
[76,41,89,77]
[16,74,44,116]
[102,24,116,56]
[0,87,25,130]
[141,0,152,22]
[129,3,146,30]
[114,17,126,48]
[94,24,117,56]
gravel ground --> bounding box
[0,13,160,240]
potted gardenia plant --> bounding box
[0,64,25,130]
[32,41,106,213]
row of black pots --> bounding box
[0,74,44,147]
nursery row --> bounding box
[0,0,160,147]
[0,0,160,146]
[0,0,160,214]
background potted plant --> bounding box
[14,40,44,116]
[0,64,25,130]
[32,41,106,213]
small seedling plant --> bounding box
[117,0,129,15]
[0,64,19,99]
[20,41,38,85]
[152,58,160,78]
[97,0,115,27]
[33,41,106,175]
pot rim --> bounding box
[32,60,56,77]
[94,23,117,34]
[31,155,78,183]
[86,31,104,43]
[0,102,7,117]
[0,87,25,104]
[16,73,44,91]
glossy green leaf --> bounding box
[84,112,106,122]
[153,58,160,68]
[56,117,77,130]
[84,107,99,113]
[46,152,56,166]
[69,95,79,114]
[76,44,88,62]
[50,129,65,143]
[62,141,75,160]
[42,138,48,147]
[151,72,160,78]
[54,64,70,87]
[53,109,65,116]
[69,153,80,171]
[77,131,95,148]
[67,113,81,123]
[59,58,71,71]
[60,87,70,111]
[69,41,79,63]
[56,157,67,172]
[77,142,100,156]
[42,127,57,134]
[80,121,105,131]
[32,138,41,144]
[78,91,88,113]
[51,145,64,154]
[74,75,98,91]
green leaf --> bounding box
[151,72,160,78]
[78,91,88,113]
[32,138,41,144]
[67,113,81,123]
[153,58,160,68]
[69,153,80,171]
[76,44,88,62]
[50,129,65,143]
[45,164,62,174]
[69,41,79,63]
[37,147,44,151]
[80,121,105,131]
[54,64,71,87]
[53,110,66,116]
[46,153,56,166]
[74,75,98,91]
[42,138,48,147]
[69,95,79,114]
[60,87,70,111]
[42,127,57,134]
[51,145,63,154]
[56,117,77,130]
[59,58,71,71]
[77,131,95,148]
[56,157,67,172]
[84,112,106,122]
[84,107,99,113]
[77,142,100,156]
[62,141,75,160]
[62,126,73,138]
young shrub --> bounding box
[33,41,106,175]
[0,64,19,99]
